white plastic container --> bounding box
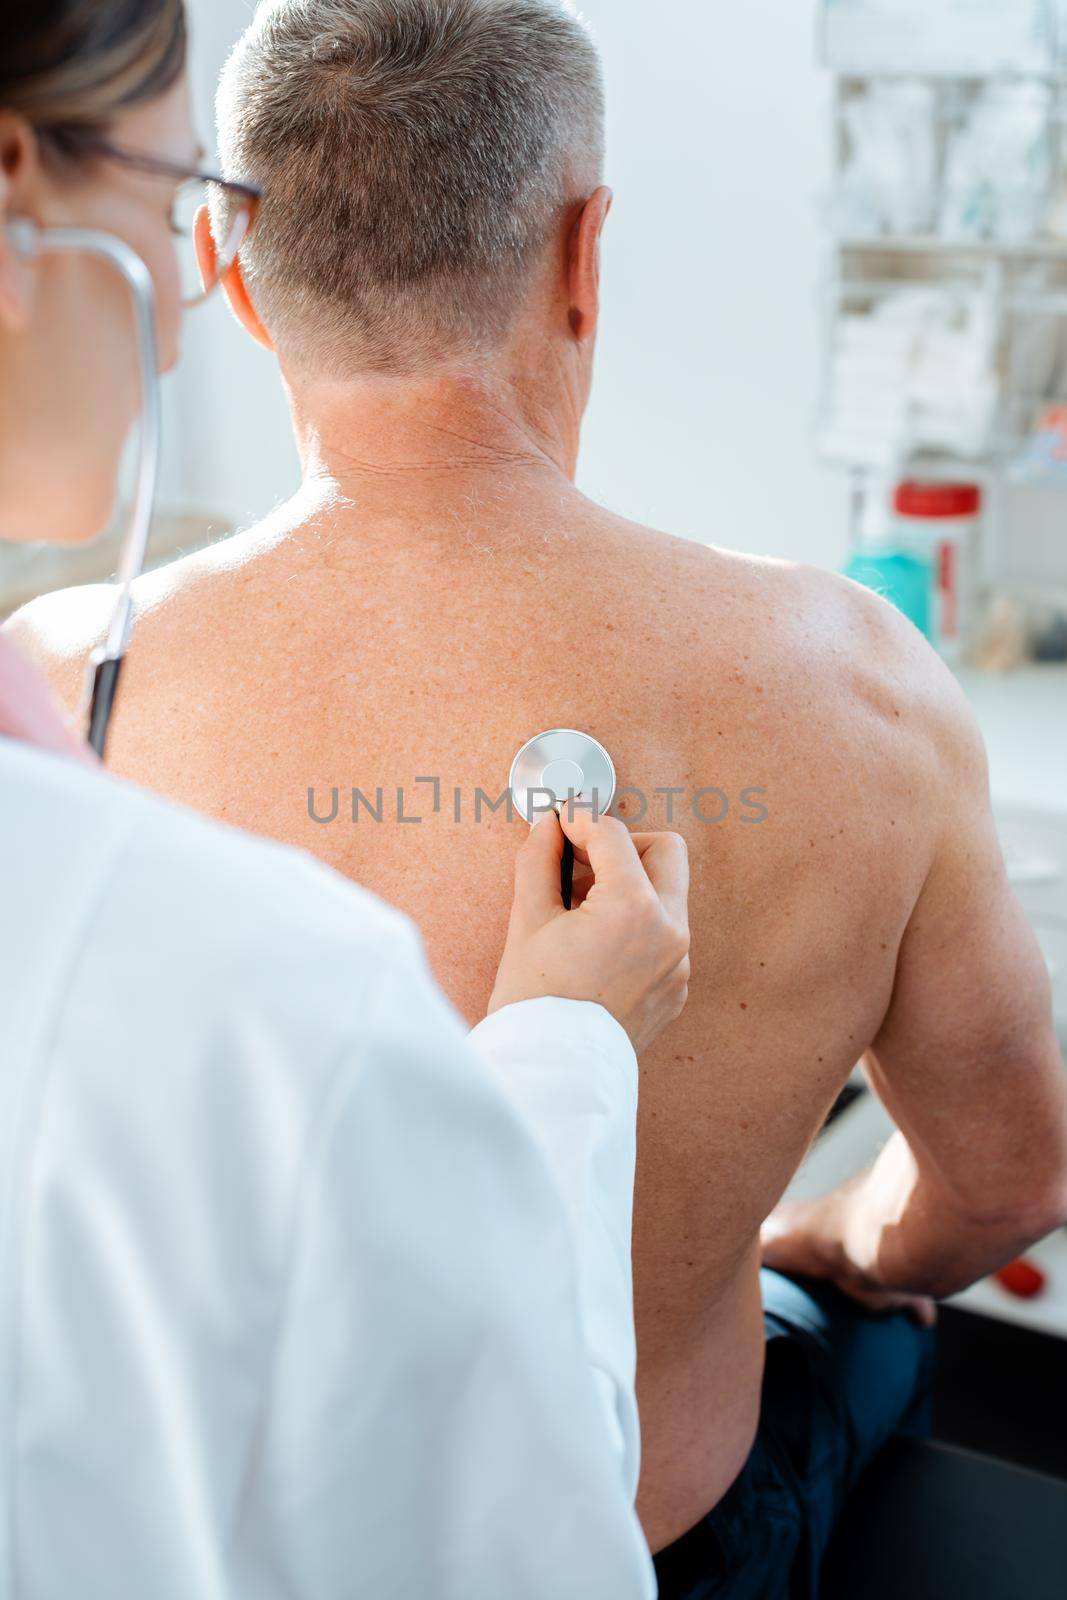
[892,481,982,663]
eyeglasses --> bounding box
[56,136,263,309]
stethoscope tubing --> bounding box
[10,220,161,758]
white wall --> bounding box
[164,0,300,528]
[174,0,848,567]
[577,1,846,566]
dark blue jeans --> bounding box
[652,1269,937,1600]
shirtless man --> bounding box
[11,1,1067,1589]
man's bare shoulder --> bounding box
[4,582,115,713]
[592,512,980,787]
[3,522,270,713]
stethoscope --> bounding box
[9,217,161,760]
[509,729,617,909]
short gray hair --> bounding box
[215,0,605,375]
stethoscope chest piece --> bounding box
[509,728,617,826]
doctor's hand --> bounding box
[488,809,691,1057]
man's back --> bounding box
[13,481,962,1546]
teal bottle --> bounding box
[843,537,932,639]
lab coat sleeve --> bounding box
[244,924,655,1600]
[468,1000,641,1502]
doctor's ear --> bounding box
[193,204,274,352]
[0,115,42,331]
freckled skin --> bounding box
[11,492,973,1548]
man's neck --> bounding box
[285,362,586,528]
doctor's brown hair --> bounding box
[0,0,187,163]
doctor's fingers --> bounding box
[567,813,690,935]
[624,831,690,928]
[510,811,567,933]
[557,808,662,898]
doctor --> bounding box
[0,3,691,1596]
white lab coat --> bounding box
[0,736,657,1599]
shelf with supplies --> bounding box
[816,2,1067,669]
[820,0,1067,82]
[818,269,1067,486]
[830,76,1067,249]
[835,233,1067,260]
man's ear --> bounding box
[567,185,612,344]
[0,115,42,331]
[194,204,274,351]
